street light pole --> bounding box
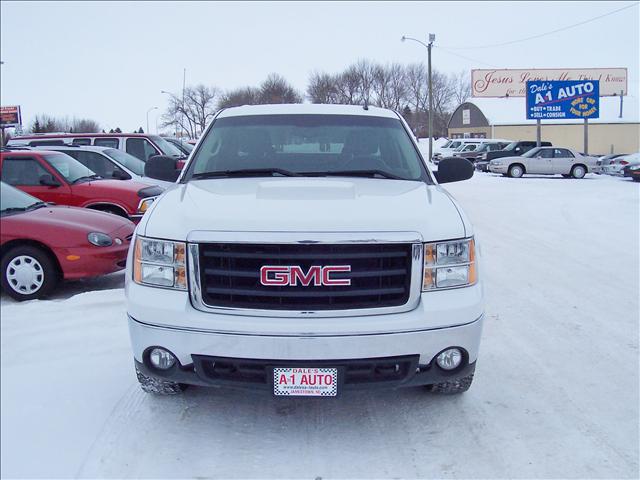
[146,106,158,134]
[401,34,436,162]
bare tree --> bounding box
[307,71,340,104]
[161,85,219,138]
[334,66,361,105]
[29,114,99,133]
[258,73,303,104]
[217,86,261,109]
[451,70,471,106]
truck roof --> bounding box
[217,103,400,119]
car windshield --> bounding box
[42,152,98,183]
[104,149,145,176]
[523,147,544,158]
[149,135,184,157]
[504,141,520,151]
[441,140,452,148]
[184,114,429,182]
[475,144,493,153]
[0,181,47,214]
[449,141,462,149]
[168,138,194,154]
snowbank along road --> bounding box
[1,173,638,478]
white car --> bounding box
[488,147,597,179]
[33,146,175,188]
[126,104,484,397]
[434,139,510,163]
[603,153,639,176]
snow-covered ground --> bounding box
[1,173,638,479]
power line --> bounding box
[440,2,639,50]
[435,46,501,68]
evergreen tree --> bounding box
[138,127,144,133]
[114,127,122,133]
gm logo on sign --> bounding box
[260,265,351,287]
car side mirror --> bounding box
[39,174,61,187]
[434,158,474,184]
[112,169,131,180]
[515,147,522,154]
[144,155,180,182]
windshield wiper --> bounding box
[1,207,28,214]
[308,170,407,180]
[191,168,301,179]
[27,201,48,210]
[72,174,103,184]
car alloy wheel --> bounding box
[509,165,524,178]
[6,255,45,295]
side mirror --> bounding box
[39,174,61,187]
[434,158,474,184]
[144,155,180,182]
[112,169,131,180]
[515,147,522,154]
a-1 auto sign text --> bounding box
[526,80,600,120]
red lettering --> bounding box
[290,266,321,286]
[300,375,308,385]
[260,266,289,286]
[279,374,287,385]
[325,375,333,385]
[322,266,351,286]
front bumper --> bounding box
[488,164,507,173]
[129,314,483,389]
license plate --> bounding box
[273,367,338,397]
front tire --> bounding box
[1,246,58,301]
[508,164,524,178]
[429,373,474,394]
[135,363,185,395]
[571,165,587,179]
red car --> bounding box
[0,150,163,222]
[1,182,135,300]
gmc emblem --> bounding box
[260,265,351,287]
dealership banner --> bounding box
[0,105,22,127]
[472,68,627,97]
[526,80,599,120]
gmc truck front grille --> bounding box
[196,242,413,310]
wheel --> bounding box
[1,246,58,301]
[571,165,587,179]
[508,164,524,178]
[429,372,474,394]
[135,363,185,395]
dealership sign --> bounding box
[526,80,599,120]
[0,105,22,127]
[472,68,626,97]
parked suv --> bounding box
[7,133,185,163]
[0,149,163,222]
[127,104,483,397]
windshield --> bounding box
[441,140,452,148]
[185,114,428,182]
[475,144,492,153]
[1,182,45,213]
[150,135,184,157]
[448,141,462,149]
[168,138,194,154]
[104,149,145,176]
[43,152,97,183]
[523,147,543,158]
[504,141,519,151]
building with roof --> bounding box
[448,96,639,155]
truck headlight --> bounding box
[423,238,477,290]
[133,236,187,290]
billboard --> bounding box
[526,80,599,120]
[472,68,626,97]
[0,106,22,127]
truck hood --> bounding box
[141,177,467,241]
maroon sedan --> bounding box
[1,182,134,301]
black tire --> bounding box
[1,245,58,301]
[135,363,185,395]
[571,165,587,179]
[429,372,474,394]
[508,164,524,178]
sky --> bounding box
[1,1,639,133]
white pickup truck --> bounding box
[126,104,484,397]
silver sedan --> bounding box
[488,147,597,179]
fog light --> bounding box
[149,348,176,370]
[436,348,462,370]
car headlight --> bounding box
[630,165,640,171]
[87,232,113,247]
[133,236,186,290]
[423,238,477,290]
[137,197,157,214]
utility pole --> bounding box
[536,119,541,147]
[584,118,589,155]
[146,106,158,134]
[427,34,435,164]
[182,68,186,139]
